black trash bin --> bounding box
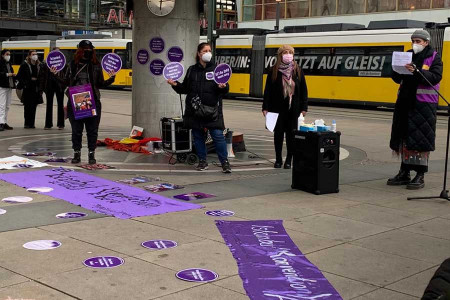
[291,130,340,195]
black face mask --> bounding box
[83,50,93,60]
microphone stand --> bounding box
[407,64,450,201]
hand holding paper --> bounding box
[392,51,413,75]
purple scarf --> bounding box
[278,61,295,108]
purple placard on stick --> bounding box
[84,256,124,268]
[68,84,97,120]
[167,46,184,62]
[46,51,66,72]
[216,220,342,300]
[142,240,177,250]
[150,37,165,54]
[137,49,149,65]
[0,168,203,219]
[101,53,122,73]
[214,63,232,84]
[150,59,165,76]
[176,268,219,282]
[163,62,184,81]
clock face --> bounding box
[147,0,175,17]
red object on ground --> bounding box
[97,137,161,154]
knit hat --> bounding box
[411,30,431,42]
[277,44,295,55]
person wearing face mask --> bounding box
[16,50,43,129]
[0,49,16,131]
[388,30,443,190]
[52,40,115,164]
[263,45,308,169]
[167,42,231,173]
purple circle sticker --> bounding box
[163,62,184,81]
[142,240,178,250]
[176,268,219,282]
[46,50,66,72]
[150,59,165,76]
[84,256,124,269]
[150,37,165,54]
[101,53,122,73]
[2,196,33,203]
[167,46,184,62]
[214,63,232,84]
[27,187,53,193]
[137,49,149,65]
[56,212,87,219]
[205,210,235,217]
[23,240,62,250]
[0,209,6,215]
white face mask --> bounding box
[201,52,212,63]
[31,55,38,61]
[3,55,10,62]
[412,44,425,54]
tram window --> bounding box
[37,51,44,62]
[303,48,331,55]
[10,50,27,65]
[95,49,112,61]
[60,49,76,61]
[335,47,364,55]
[114,49,130,69]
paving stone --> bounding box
[154,283,249,300]
[325,184,401,204]
[136,239,238,276]
[402,218,450,240]
[322,272,378,300]
[351,230,450,264]
[326,204,434,228]
[0,266,29,289]
[352,288,420,299]
[286,228,343,254]
[40,217,204,256]
[306,244,434,286]
[386,267,438,298]
[38,257,195,300]
[212,275,247,295]
[284,214,391,242]
[0,281,77,299]
[379,195,450,217]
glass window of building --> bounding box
[367,0,396,12]
[286,0,309,18]
[433,0,450,7]
[264,3,286,19]
[311,0,337,16]
[338,0,366,14]
[242,0,262,20]
[398,0,431,10]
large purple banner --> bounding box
[216,220,342,300]
[0,168,202,219]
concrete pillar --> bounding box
[132,0,199,137]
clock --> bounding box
[147,0,175,17]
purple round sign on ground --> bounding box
[163,62,184,81]
[137,49,149,65]
[142,240,177,250]
[84,256,124,268]
[46,51,66,72]
[150,59,165,76]
[176,268,219,282]
[23,240,61,250]
[205,210,235,217]
[150,37,165,54]
[167,46,184,62]
[101,53,122,73]
[214,63,232,84]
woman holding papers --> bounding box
[262,45,308,169]
[388,30,443,190]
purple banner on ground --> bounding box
[46,50,66,72]
[216,220,342,300]
[68,84,97,120]
[0,168,203,219]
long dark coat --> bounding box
[0,59,16,88]
[262,67,308,130]
[390,46,443,152]
[171,62,229,130]
[16,61,42,105]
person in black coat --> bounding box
[16,50,42,129]
[39,47,66,130]
[0,49,16,131]
[52,40,115,164]
[388,30,443,190]
[422,257,450,299]
[168,42,231,173]
[263,44,308,169]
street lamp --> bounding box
[275,0,282,31]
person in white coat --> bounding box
[0,49,16,131]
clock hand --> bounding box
[160,0,163,10]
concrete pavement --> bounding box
[0,90,449,299]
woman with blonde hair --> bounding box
[262,45,308,169]
[16,50,42,128]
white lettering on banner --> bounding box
[216,56,250,69]
[265,56,277,68]
[264,294,333,300]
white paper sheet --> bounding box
[265,112,279,133]
[0,156,48,170]
[392,51,413,75]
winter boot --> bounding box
[284,153,292,169]
[71,151,81,164]
[407,173,425,190]
[387,169,411,185]
[88,151,96,165]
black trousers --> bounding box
[69,105,101,152]
[23,102,37,127]
[45,88,65,128]
[274,114,293,163]
[401,162,428,174]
